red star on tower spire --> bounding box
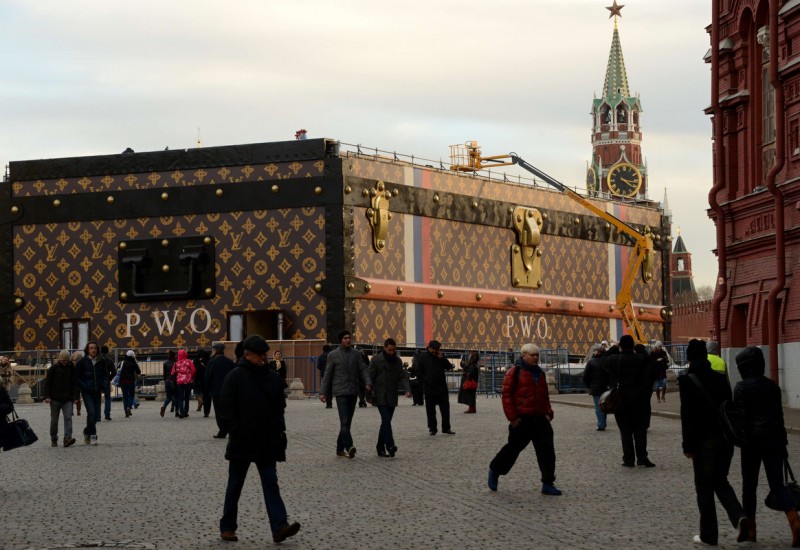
[606,0,624,18]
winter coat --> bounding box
[603,350,653,408]
[416,350,454,395]
[368,351,410,407]
[678,359,732,455]
[205,353,236,397]
[457,356,481,405]
[0,386,13,430]
[316,352,329,377]
[501,357,553,422]
[734,359,788,450]
[321,345,370,397]
[651,348,669,380]
[171,350,196,385]
[119,356,141,385]
[75,354,107,395]
[163,360,175,384]
[44,360,79,402]
[582,354,609,396]
[218,358,287,462]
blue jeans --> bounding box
[103,381,113,418]
[220,459,288,535]
[592,394,607,429]
[163,383,177,410]
[121,383,136,411]
[376,405,396,453]
[335,395,358,452]
[81,391,102,436]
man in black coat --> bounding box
[206,342,236,438]
[605,335,655,468]
[582,344,608,431]
[217,335,300,544]
[679,339,747,545]
[417,340,455,436]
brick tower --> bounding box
[586,1,648,200]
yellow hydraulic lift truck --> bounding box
[449,142,657,345]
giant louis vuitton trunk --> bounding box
[0,138,670,353]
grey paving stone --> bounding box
[0,395,797,548]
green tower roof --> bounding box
[603,19,630,101]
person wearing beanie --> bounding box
[319,330,372,458]
[217,334,301,544]
[603,334,656,468]
[678,339,748,545]
[706,341,727,375]
[44,350,80,447]
[734,346,800,545]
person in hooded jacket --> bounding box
[679,339,747,546]
[734,346,800,546]
[118,350,141,418]
[217,335,300,544]
[172,349,196,419]
[582,344,608,431]
[487,343,561,496]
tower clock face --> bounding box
[586,166,598,194]
[607,163,642,198]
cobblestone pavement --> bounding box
[2,394,799,549]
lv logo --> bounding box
[45,244,58,262]
[278,286,291,304]
[231,288,244,306]
[278,229,291,247]
[230,232,244,250]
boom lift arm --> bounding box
[506,154,655,345]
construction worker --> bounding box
[706,341,727,375]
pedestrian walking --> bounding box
[172,349,195,418]
[487,343,562,495]
[652,341,669,403]
[416,340,455,436]
[316,344,332,408]
[368,338,411,457]
[319,330,372,458]
[71,350,83,416]
[217,335,301,544]
[44,350,79,448]
[119,350,141,418]
[160,350,178,418]
[678,339,748,546]
[457,350,480,414]
[734,346,800,546]
[194,349,210,414]
[74,341,106,445]
[606,335,656,468]
[206,342,236,438]
[99,345,115,420]
[582,344,609,430]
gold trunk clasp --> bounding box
[366,180,392,253]
[510,206,543,289]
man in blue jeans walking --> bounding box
[319,330,372,458]
[74,341,105,445]
[217,335,300,544]
[99,345,115,420]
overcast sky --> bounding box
[0,0,716,287]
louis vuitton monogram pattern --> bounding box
[11,208,326,351]
[12,161,325,197]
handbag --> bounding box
[599,387,621,414]
[0,409,39,451]
[462,379,478,391]
[111,363,122,387]
[765,459,800,511]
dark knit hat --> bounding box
[736,346,765,377]
[428,340,441,349]
[619,335,635,350]
[242,335,270,354]
[706,341,720,355]
[212,342,226,351]
[686,339,708,362]
[337,330,352,343]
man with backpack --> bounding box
[487,343,562,496]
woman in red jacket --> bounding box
[171,349,196,419]
[487,343,561,496]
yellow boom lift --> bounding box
[450,141,659,345]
